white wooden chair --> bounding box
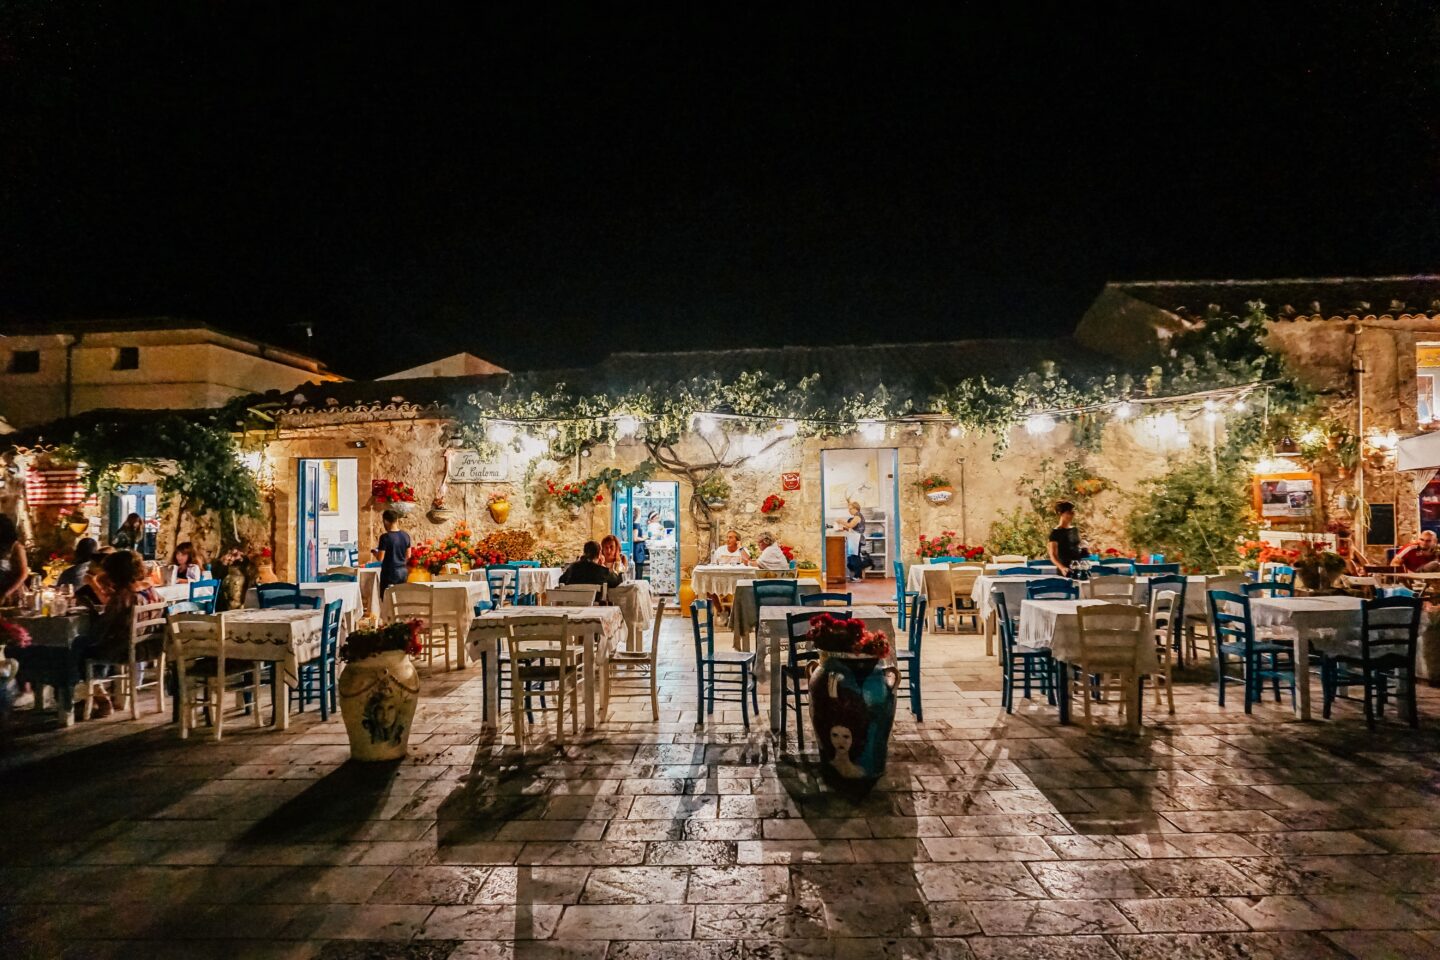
[546,584,600,607]
[1073,603,1149,732]
[506,615,583,743]
[1148,588,1179,714]
[168,611,265,740]
[83,600,169,720]
[1084,575,1137,603]
[923,568,955,631]
[946,565,983,632]
[433,572,471,582]
[1186,573,1247,662]
[607,597,664,720]
[992,554,1027,565]
[387,584,452,671]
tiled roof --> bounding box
[1108,276,1440,319]
[257,338,1121,415]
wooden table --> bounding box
[1017,599,1159,730]
[4,612,90,726]
[220,608,324,730]
[467,605,627,730]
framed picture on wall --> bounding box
[1253,471,1321,522]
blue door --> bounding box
[297,460,322,582]
[611,481,680,594]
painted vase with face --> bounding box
[808,650,898,793]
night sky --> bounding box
[3,2,1438,378]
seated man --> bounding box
[559,540,623,590]
[710,529,753,566]
[754,533,790,571]
[1394,530,1440,572]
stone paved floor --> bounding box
[5,615,1440,959]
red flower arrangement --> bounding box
[1237,540,1298,570]
[916,531,983,561]
[339,618,423,661]
[805,612,891,659]
[0,619,32,648]
[761,494,785,514]
[780,543,795,562]
[371,478,416,504]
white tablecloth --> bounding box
[1249,596,1365,657]
[608,580,656,634]
[1133,575,1209,617]
[971,574,1054,621]
[1017,599,1160,674]
[153,583,194,604]
[731,577,824,641]
[356,568,382,614]
[467,605,628,731]
[758,604,894,733]
[483,566,562,598]
[219,608,324,729]
[691,564,758,598]
[648,543,678,594]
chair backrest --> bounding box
[1084,575,1135,602]
[893,560,906,582]
[1260,562,1296,585]
[486,564,522,607]
[256,582,302,609]
[906,595,926,654]
[1097,558,1137,575]
[1207,589,1253,647]
[547,584,599,607]
[364,561,383,568]
[1215,565,1245,575]
[321,598,343,651]
[1025,559,1055,570]
[432,572,471,582]
[932,556,969,564]
[1026,577,1078,600]
[130,600,169,649]
[1149,586,1180,647]
[1088,567,1120,577]
[922,568,953,606]
[1203,574,1248,598]
[785,609,842,666]
[189,578,220,613]
[948,565,982,598]
[167,610,226,661]
[992,554,1026,565]
[802,592,853,606]
[1361,595,1422,661]
[691,598,716,660]
[318,572,358,582]
[1135,562,1181,576]
[754,579,800,607]
[996,567,1031,576]
[992,590,1017,648]
[1149,573,1188,608]
[387,583,434,622]
[505,614,574,662]
[1075,602,1149,672]
[1243,580,1294,599]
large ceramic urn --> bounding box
[338,651,420,761]
[808,650,898,794]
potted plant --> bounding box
[337,618,423,761]
[545,477,605,518]
[487,491,511,524]
[915,531,983,562]
[760,493,785,522]
[371,478,417,516]
[804,612,898,795]
[917,473,954,505]
[426,495,453,525]
[696,474,731,509]
[1294,541,1346,592]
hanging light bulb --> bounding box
[1205,411,1220,424]
[948,425,962,438]
[1300,427,1323,446]
[1232,398,1248,413]
[614,414,640,439]
[1203,399,1218,412]
[1024,414,1056,435]
[1114,401,1134,420]
[488,421,516,444]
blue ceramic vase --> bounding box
[808,651,899,792]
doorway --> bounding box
[820,449,900,599]
[297,458,359,582]
[613,481,681,596]
[111,483,158,558]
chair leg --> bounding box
[129,651,140,720]
[649,663,659,722]
[1165,665,1174,715]
[911,669,923,721]
[1215,650,1226,707]
[1363,666,1376,729]
[792,676,805,751]
[740,671,750,729]
[750,666,759,713]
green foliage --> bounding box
[986,458,1110,557]
[58,415,261,522]
[932,363,1128,458]
[1124,456,1257,573]
[695,473,731,501]
[987,506,1048,558]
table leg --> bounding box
[1293,632,1312,721]
[481,636,500,729]
[768,629,782,733]
[273,667,288,730]
[584,631,597,730]
[1057,661,1071,725]
[455,621,466,670]
[983,611,995,658]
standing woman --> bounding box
[112,513,144,551]
[371,509,412,596]
[0,515,29,604]
[834,501,867,581]
[630,507,648,580]
[1046,500,1086,578]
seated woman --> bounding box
[170,541,205,582]
[599,534,630,580]
[754,533,790,571]
[79,551,162,717]
[57,537,99,591]
[710,529,753,566]
[0,515,29,605]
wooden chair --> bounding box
[388,583,452,671]
[189,579,221,614]
[1148,587,1179,714]
[83,600,169,720]
[506,615,582,742]
[1322,596,1422,727]
[1209,589,1295,714]
[1185,574,1246,662]
[546,584,600,607]
[691,599,757,728]
[991,554,1026,565]
[257,582,303,608]
[1135,562,1180,576]
[895,595,927,719]
[1073,603,1149,731]
[994,590,1053,713]
[781,608,838,750]
[318,571,357,582]
[485,564,520,608]
[946,565,983,632]
[893,560,919,629]
[291,599,343,719]
[923,567,955,631]
[607,597,664,720]
[801,592,853,606]
[168,611,264,740]
[1084,575,1136,603]
[1027,578,1078,601]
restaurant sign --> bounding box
[446,449,516,483]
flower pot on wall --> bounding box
[426,507,453,525]
[338,651,420,761]
[808,651,898,796]
[488,500,511,524]
[703,498,728,510]
[407,567,432,583]
[924,486,954,505]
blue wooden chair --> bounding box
[1098,558,1136,575]
[781,608,841,749]
[1209,589,1295,713]
[318,572,357,582]
[994,590,1054,713]
[291,599,343,719]
[1322,596,1422,728]
[895,595,927,720]
[256,582,303,609]
[485,565,519,608]
[1026,578,1078,601]
[1026,560,1058,572]
[691,599,757,728]
[996,566,1032,576]
[189,578,220,614]
[802,592,853,606]
[1135,562,1181,576]
[1088,567,1121,577]
[893,561,919,629]
[1243,580,1294,600]
[754,579,800,608]
[166,599,205,616]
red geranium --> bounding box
[371,478,416,504]
[805,612,891,659]
[761,494,785,514]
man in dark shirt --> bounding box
[559,540,623,590]
[1046,499,1085,577]
[372,510,412,596]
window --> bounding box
[113,346,139,370]
[1418,344,1440,427]
[7,350,39,373]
